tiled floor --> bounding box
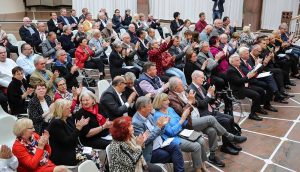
[202,79,300,172]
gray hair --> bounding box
[229,53,240,64]
[124,72,136,81]
[121,33,130,40]
[251,44,261,51]
[79,90,97,103]
[238,47,249,55]
[92,29,101,37]
[135,96,152,110]
[56,49,66,58]
[54,77,66,87]
[112,75,126,86]
[63,25,71,33]
[33,56,45,66]
[191,70,204,81]
[0,46,6,52]
[168,76,181,91]
[279,23,288,29]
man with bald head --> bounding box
[200,25,213,42]
[19,17,39,47]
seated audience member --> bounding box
[170,12,184,36]
[121,33,139,66]
[19,17,38,47]
[122,9,132,28]
[199,25,213,42]
[96,12,107,31]
[83,13,94,32]
[0,46,18,88]
[223,16,236,37]
[17,43,39,79]
[30,56,58,98]
[128,24,138,44]
[219,33,237,56]
[53,77,81,113]
[169,36,189,70]
[40,32,62,60]
[145,28,157,43]
[210,19,225,37]
[139,13,149,30]
[75,38,102,79]
[0,25,18,57]
[197,42,225,90]
[131,13,141,30]
[57,8,74,28]
[227,54,263,121]
[79,8,89,22]
[100,76,137,120]
[136,30,149,65]
[109,116,162,172]
[89,29,109,71]
[12,118,69,172]
[180,19,192,39]
[239,26,256,48]
[74,24,87,47]
[52,50,79,90]
[28,83,52,135]
[47,99,89,166]
[148,38,187,85]
[112,9,123,33]
[109,41,140,78]
[188,72,247,157]
[0,145,18,172]
[153,93,208,171]
[57,25,76,57]
[69,9,79,29]
[85,22,101,40]
[75,90,112,149]
[99,8,109,21]
[32,22,48,53]
[138,62,169,96]
[7,67,34,116]
[195,12,208,33]
[101,20,119,41]
[132,96,185,172]
[47,12,62,36]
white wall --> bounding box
[0,0,25,14]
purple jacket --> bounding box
[210,46,229,73]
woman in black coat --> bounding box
[170,12,184,35]
[7,67,34,116]
[47,99,89,166]
[184,51,207,85]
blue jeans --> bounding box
[151,142,184,172]
[165,67,187,85]
[213,10,223,21]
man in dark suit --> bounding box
[227,54,263,121]
[69,9,79,30]
[79,8,88,22]
[212,0,225,21]
[99,76,137,120]
[57,8,76,30]
[19,17,39,47]
[32,22,48,53]
[47,12,62,36]
[169,36,187,70]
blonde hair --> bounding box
[50,99,71,119]
[243,26,251,33]
[152,93,169,110]
[13,118,33,137]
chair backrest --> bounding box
[154,29,162,41]
[120,28,127,38]
[106,144,112,164]
[0,115,17,147]
[98,80,110,98]
[78,160,99,172]
[7,34,18,46]
[72,30,78,36]
[17,41,27,56]
[162,27,171,37]
[189,24,195,31]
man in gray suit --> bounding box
[40,32,62,60]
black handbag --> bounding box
[82,77,96,87]
[179,129,202,142]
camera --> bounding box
[215,89,235,116]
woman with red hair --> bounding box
[108,116,161,172]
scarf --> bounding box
[83,105,106,126]
[18,134,49,166]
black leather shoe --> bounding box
[291,74,300,79]
[220,145,239,155]
[248,113,263,121]
[264,105,278,112]
[256,109,268,115]
[232,135,247,143]
[229,143,242,151]
[208,155,225,167]
[284,85,291,90]
[274,98,289,104]
[281,91,295,98]
[287,82,296,86]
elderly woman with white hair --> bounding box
[12,118,69,172]
[47,99,89,166]
[74,90,112,149]
[239,26,256,48]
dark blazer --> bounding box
[19,25,39,46]
[32,31,48,53]
[188,83,213,115]
[99,86,129,121]
[70,16,79,24]
[57,33,75,52]
[109,49,126,78]
[170,19,184,35]
[226,65,250,98]
[169,45,185,69]
[212,0,225,12]
[52,61,79,90]
[57,16,72,26]
[122,15,132,26]
[127,30,138,44]
[47,19,61,35]
[7,78,29,115]
[136,39,149,62]
[28,95,52,135]
[48,118,79,166]
[184,61,203,85]
[74,107,110,149]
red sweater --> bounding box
[75,46,95,69]
[195,20,207,33]
[12,133,55,172]
[148,40,174,76]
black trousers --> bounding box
[211,74,226,91]
[235,86,261,114]
[269,68,285,92]
[84,58,105,74]
[0,90,8,113]
[213,111,235,146]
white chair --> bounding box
[0,115,17,147]
[189,24,195,31]
[155,29,162,41]
[78,160,98,172]
[98,80,110,98]
[72,30,78,36]
[162,27,171,38]
[120,28,127,38]
[105,46,112,57]
[7,34,18,46]
[17,41,27,56]
[105,144,111,164]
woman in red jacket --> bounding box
[12,118,68,172]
